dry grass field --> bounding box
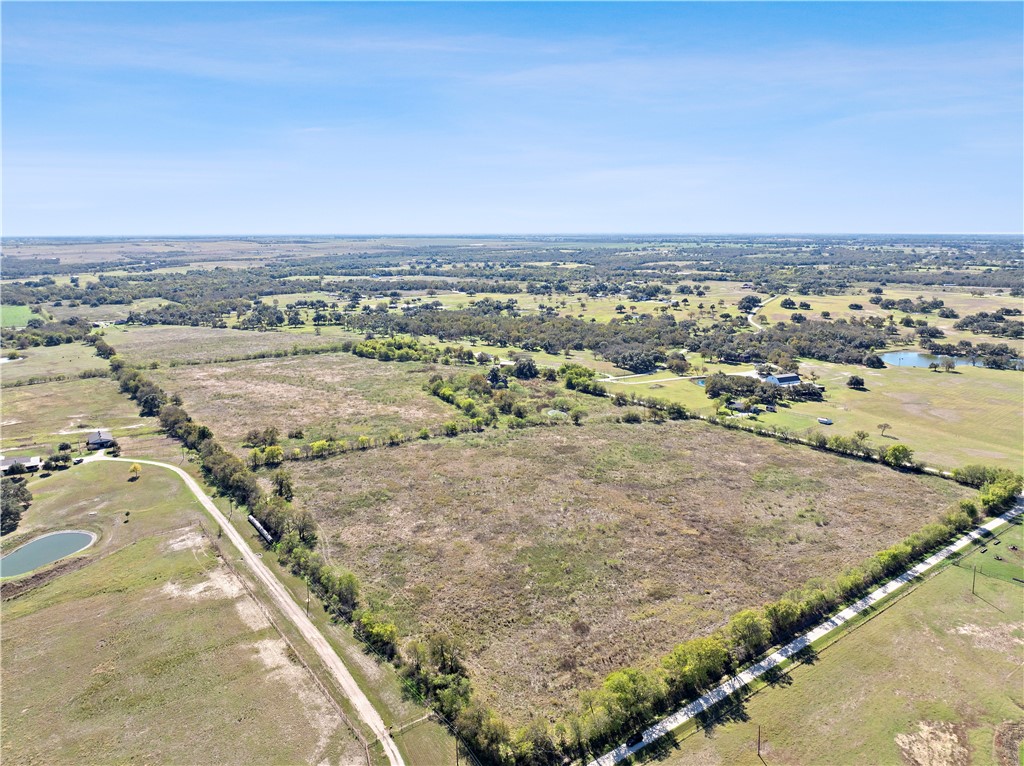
[107,324,360,366]
[290,419,971,723]
[148,353,455,454]
[1,376,152,456]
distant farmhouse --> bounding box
[86,430,117,450]
[1,456,42,475]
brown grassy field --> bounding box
[290,419,971,724]
[147,353,456,455]
[107,324,360,366]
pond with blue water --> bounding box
[0,531,95,578]
[880,351,974,369]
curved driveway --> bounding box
[101,455,406,766]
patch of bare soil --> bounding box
[895,721,969,766]
[994,721,1024,766]
[161,561,244,601]
[952,622,1024,660]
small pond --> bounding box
[694,377,706,386]
[0,531,95,578]
[880,351,974,369]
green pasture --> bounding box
[0,341,106,384]
[0,304,36,327]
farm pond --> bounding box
[0,531,96,578]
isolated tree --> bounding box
[272,469,294,501]
[941,357,957,372]
[877,422,892,437]
[129,463,142,481]
[737,295,761,313]
[846,375,865,389]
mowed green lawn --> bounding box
[609,360,1023,471]
[640,524,1024,766]
[1,463,363,765]
[0,304,35,328]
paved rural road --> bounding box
[101,455,406,766]
[588,502,1024,766]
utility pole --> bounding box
[758,725,761,757]
[306,576,310,617]
[972,565,977,595]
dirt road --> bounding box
[101,455,406,766]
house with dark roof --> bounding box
[86,430,116,450]
[1,456,42,474]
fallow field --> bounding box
[106,324,360,367]
[290,419,971,723]
[147,352,457,456]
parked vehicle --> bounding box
[817,417,833,425]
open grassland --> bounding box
[0,304,35,328]
[772,360,1022,471]
[106,324,360,366]
[148,352,455,455]
[0,341,105,383]
[1,377,152,456]
[290,420,970,723]
[608,360,1023,470]
[642,520,1024,766]
[1,463,364,766]
[46,296,171,324]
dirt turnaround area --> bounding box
[293,419,970,722]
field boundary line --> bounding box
[588,502,1023,766]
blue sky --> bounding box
[3,2,1021,235]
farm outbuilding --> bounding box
[764,373,802,387]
